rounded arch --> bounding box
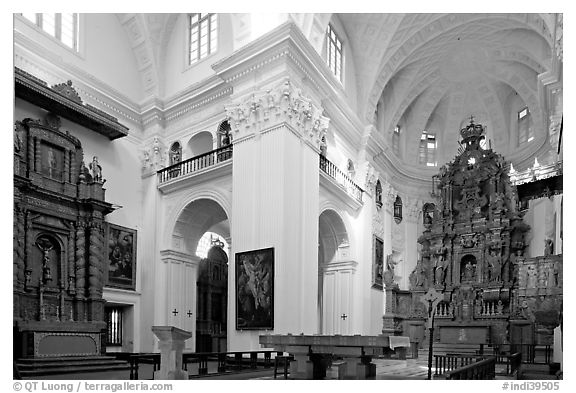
[318,209,350,265]
[186,131,214,159]
[162,189,232,251]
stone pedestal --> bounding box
[152,326,192,380]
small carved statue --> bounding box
[526,265,537,288]
[90,156,103,182]
[544,239,554,256]
[36,239,54,284]
[24,269,32,289]
[488,249,502,282]
[48,149,57,178]
[496,300,504,315]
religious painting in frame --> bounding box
[105,223,137,290]
[235,247,274,330]
[372,235,384,289]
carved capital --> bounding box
[225,78,329,150]
[141,136,167,177]
[404,198,422,222]
[358,161,379,196]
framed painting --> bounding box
[105,223,137,290]
[372,235,384,289]
[235,247,274,330]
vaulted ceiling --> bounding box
[119,13,557,166]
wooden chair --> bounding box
[274,355,294,379]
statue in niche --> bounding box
[487,249,502,282]
[544,239,554,256]
[463,261,475,282]
[526,265,537,288]
[424,212,433,230]
[36,238,54,284]
[89,156,102,183]
[434,242,448,285]
[47,148,57,178]
[24,269,32,289]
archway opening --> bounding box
[318,209,350,334]
[171,198,230,352]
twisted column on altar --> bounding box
[75,221,86,299]
[88,221,105,299]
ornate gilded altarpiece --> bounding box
[13,68,128,359]
[382,119,562,348]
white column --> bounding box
[159,250,200,352]
[226,79,326,351]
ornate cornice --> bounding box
[225,78,328,150]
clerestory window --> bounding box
[21,13,79,51]
[419,130,437,167]
[393,125,401,156]
[518,107,534,145]
[189,13,218,65]
[326,23,343,83]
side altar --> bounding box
[382,119,562,350]
[260,334,410,379]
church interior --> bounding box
[12,12,563,381]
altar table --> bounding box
[259,334,410,379]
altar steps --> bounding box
[15,356,130,379]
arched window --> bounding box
[419,130,437,167]
[393,125,401,156]
[518,107,534,145]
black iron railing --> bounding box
[434,354,485,377]
[319,155,363,203]
[445,356,496,380]
[158,145,233,184]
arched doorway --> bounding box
[168,198,230,352]
[318,209,354,335]
[196,238,229,353]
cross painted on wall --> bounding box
[341,314,348,320]
[187,310,193,318]
[172,309,178,316]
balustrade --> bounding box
[158,145,232,184]
[319,155,363,203]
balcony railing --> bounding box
[158,145,233,184]
[319,155,363,203]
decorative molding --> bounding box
[225,78,329,150]
[140,136,168,177]
[159,249,199,267]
